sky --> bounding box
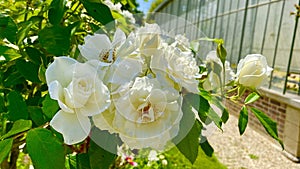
[136,0,154,14]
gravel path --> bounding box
[208,115,300,169]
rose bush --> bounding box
[43,23,282,166]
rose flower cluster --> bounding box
[45,23,272,151]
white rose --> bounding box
[236,54,272,88]
[46,57,111,144]
[135,23,162,56]
[172,34,190,51]
[93,77,183,150]
[78,29,143,90]
[78,28,136,64]
[151,45,200,93]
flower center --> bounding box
[137,103,155,123]
[99,48,116,63]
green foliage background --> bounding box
[0,0,143,168]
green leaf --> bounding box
[244,92,260,104]
[251,107,284,149]
[211,100,229,123]
[0,16,17,43]
[184,93,210,123]
[172,95,196,144]
[0,138,13,164]
[82,1,115,28]
[90,127,121,155]
[49,0,66,25]
[67,153,91,169]
[3,71,24,87]
[26,128,65,169]
[238,106,248,135]
[16,21,33,45]
[221,108,229,123]
[25,47,44,65]
[42,94,59,119]
[7,91,28,121]
[89,130,117,169]
[28,106,46,127]
[38,25,70,55]
[209,97,229,123]
[207,107,222,129]
[176,121,201,164]
[200,137,214,157]
[199,89,213,101]
[0,45,21,62]
[16,59,40,83]
[185,94,222,129]
[1,119,32,140]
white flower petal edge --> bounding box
[50,110,91,145]
[48,81,74,113]
[46,56,76,87]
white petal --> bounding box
[50,110,91,145]
[112,28,126,47]
[48,81,74,113]
[46,57,77,87]
[48,81,63,101]
[73,61,97,78]
[115,96,137,122]
[110,58,143,85]
[57,98,74,113]
[92,107,116,133]
[117,32,137,57]
[77,79,111,116]
[78,34,112,60]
